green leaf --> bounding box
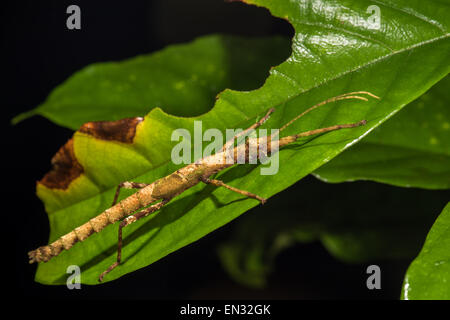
[33,0,449,284]
[402,202,450,300]
[314,76,450,189]
[12,35,291,129]
[218,178,446,288]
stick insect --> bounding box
[28,91,379,282]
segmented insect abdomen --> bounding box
[28,184,156,263]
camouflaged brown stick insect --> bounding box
[28,91,379,282]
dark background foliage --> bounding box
[6,0,448,299]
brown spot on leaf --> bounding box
[79,117,143,143]
[38,117,143,190]
[39,139,83,190]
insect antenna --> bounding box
[279,91,379,132]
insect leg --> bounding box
[200,177,266,204]
[222,107,275,152]
[294,120,367,138]
[111,182,149,206]
[278,120,368,148]
[98,198,171,282]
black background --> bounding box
[5,0,449,300]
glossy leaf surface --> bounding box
[402,202,450,300]
[314,76,450,189]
